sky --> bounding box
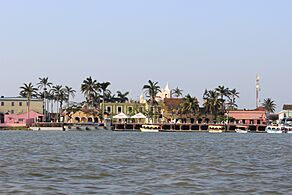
[0,0,292,111]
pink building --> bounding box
[227,107,266,125]
[0,111,43,127]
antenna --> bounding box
[256,75,260,108]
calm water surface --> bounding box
[0,131,292,194]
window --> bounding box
[19,102,23,106]
[1,102,4,106]
[106,106,112,113]
[139,107,143,113]
[11,110,14,114]
[11,102,15,106]
[128,106,133,114]
[117,106,122,113]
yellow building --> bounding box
[0,97,43,115]
[104,102,146,116]
[64,110,99,123]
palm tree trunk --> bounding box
[46,99,49,121]
[27,98,30,126]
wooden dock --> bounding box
[113,123,267,132]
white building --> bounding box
[156,83,171,102]
[278,104,292,120]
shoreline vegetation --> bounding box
[2,76,276,127]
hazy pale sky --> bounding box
[1,0,292,110]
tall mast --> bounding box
[256,75,260,108]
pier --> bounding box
[113,123,267,132]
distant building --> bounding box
[0,97,43,115]
[156,83,171,102]
[64,110,99,123]
[104,102,147,116]
[162,98,214,124]
[0,97,43,124]
[278,104,292,120]
[227,107,266,125]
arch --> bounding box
[75,117,80,123]
[205,118,210,123]
[81,117,87,122]
[94,117,99,123]
[197,118,203,124]
[88,117,93,122]
[190,118,195,124]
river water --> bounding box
[0,131,291,194]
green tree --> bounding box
[81,76,100,108]
[227,88,240,110]
[143,80,161,123]
[51,85,66,121]
[180,94,199,118]
[171,87,183,98]
[263,98,276,113]
[37,77,53,121]
[64,86,76,108]
[19,83,38,124]
[116,91,129,103]
[215,85,230,114]
[203,89,222,121]
[99,81,111,116]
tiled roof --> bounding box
[283,104,292,110]
[163,98,183,107]
[228,110,266,120]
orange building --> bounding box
[227,107,266,125]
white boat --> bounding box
[140,124,160,132]
[265,126,283,133]
[30,122,65,131]
[235,125,249,133]
[235,129,248,133]
[208,125,225,133]
[64,123,101,131]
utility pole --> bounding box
[256,75,260,108]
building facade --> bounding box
[0,97,43,115]
[278,104,292,120]
[227,108,266,125]
[104,102,147,116]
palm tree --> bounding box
[203,90,222,121]
[47,89,55,121]
[81,76,100,108]
[180,94,199,118]
[228,88,240,110]
[51,85,65,121]
[143,80,161,123]
[37,77,53,121]
[99,81,111,116]
[64,86,76,108]
[116,91,129,103]
[19,83,38,124]
[171,87,183,98]
[263,98,276,113]
[215,85,230,114]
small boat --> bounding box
[208,125,225,133]
[235,125,249,133]
[64,122,101,131]
[30,122,65,131]
[140,124,160,132]
[265,125,283,133]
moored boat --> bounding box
[140,124,160,132]
[29,122,65,131]
[64,122,101,131]
[265,125,283,133]
[208,125,225,133]
[235,125,249,133]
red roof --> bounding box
[228,110,265,120]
